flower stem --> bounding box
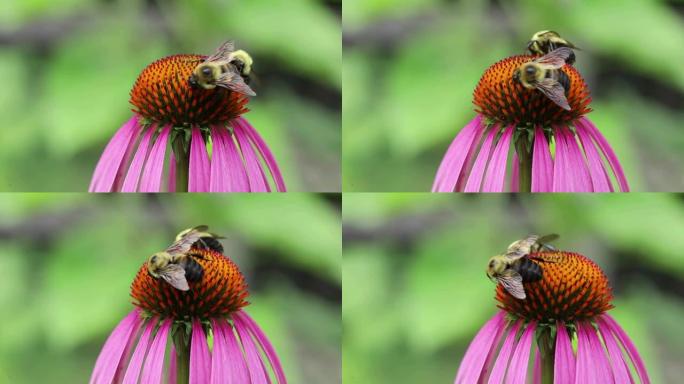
[173,326,190,384]
[515,131,533,192]
[172,135,189,192]
[537,326,555,384]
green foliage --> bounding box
[343,193,684,384]
[343,0,684,191]
[0,194,340,383]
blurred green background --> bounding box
[0,0,341,192]
[343,193,684,384]
[343,0,684,191]
[0,193,341,383]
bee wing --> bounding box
[533,47,574,68]
[215,71,257,97]
[535,79,571,110]
[498,269,526,299]
[538,233,560,250]
[175,225,209,241]
[205,41,235,63]
[505,235,540,260]
[166,228,206,256]
[159,264,190,291]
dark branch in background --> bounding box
[0,206,93,251]
[343,11,439,53]
[0,12,90,50]
[321,0,342,18]
[611,249,684,301]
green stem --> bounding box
[516,131,533,193]
[172,135,189,192]
[173,326,190,384]
[537,327,555,384]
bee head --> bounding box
[147,252,170,277]
[486,256,506,280]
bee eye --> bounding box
[525,66,536,75]
[489,261,495,268]
[202,67,212,75]
[150,255,157,263]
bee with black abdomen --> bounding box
[513,47,574,110]
[188,41,256,96]
[527,30,578,65]
[147,225,224,291]
[486,234,559,299]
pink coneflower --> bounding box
[89,48,286,192]
[90,240,287,383]
[455,248,650,383]
[433,53,629,192]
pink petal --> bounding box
[464,124,498,192]
[601,315,650,383]
[122,319,156,384]
[552,126,571,192]
[189,126,210,192]
[531,125,553,192]
[210,319,229,384]
[209,126,249,192]
[234,126,270,192]
[585,321,614,382]
[596,317,633,383]
[554,322,576,384]
[575,121,613,192]
[89,116,141,192]
[575,321,600,384]
[223,129,250,192]
[506,320,535,384]
[561,126,593,192]
[234,311,288,384]
[479,317,508,381]
[139,124,171,192]
[120,124,156,192]
[432,115,484,192]
[90,310,142,384]
[140,319,171,384]
[454,311,506,384]
[577,117,630,192]
[223,320,252,383]
[234,117,287,192]
[510,152,520,192]
[190,319,211,384]
[482,125,514,192]
[487,320,521,384]
[233,314,269,384]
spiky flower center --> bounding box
[129,54,248,126]
[473,55,591,125]
[130,248,249,320]
[496,251,613,323]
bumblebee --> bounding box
[527,30,578,65]
[486,234,559,299]
[147,225,224,291]
[188,41,256,96]
[513,47,574,110]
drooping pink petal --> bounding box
[455,122,488,192]
[552,126,571,192]
[190,319,211,384]
[89,116,141,192]
[122,319,156,384]
[532,348,541,384]
[464,124,498,192]
[585,321,614,382]
[506,321,535,384]
[531,125,554,192]
[480,317,508,380]
[487,320,521,384]
[234,117,287,192]
[140,319,171,384]
[432,115,484,192]
[209,126,231,192]
[139,124,171,192]
[596,317,633,383]
[554,322,576,384]
[234,311,288,384]
[510,152,520,192]
[90,310,143,384]
[223,129,250,192]
[121,124,156,192]
[577,117,630,192]
[601,315,650,383]
[168,151,177,193]
[561,126,593,192]
[454,311,506,384]
[210,319,229,384]
[189,126,210,192]
[481,125,514,192]
[234,126,270,192]
[233,313,269,383]
[575,121,613,192]
[575,321,597,384]
[221,320,252,383]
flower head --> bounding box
[454,241,650,383]
[90,229,287,383]
[433,38,629,192]
[89,45,286,192]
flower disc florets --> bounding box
[130,248,249,320]
[129,54,249,126]
[496,251,613,323]
[473,55,591,126]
